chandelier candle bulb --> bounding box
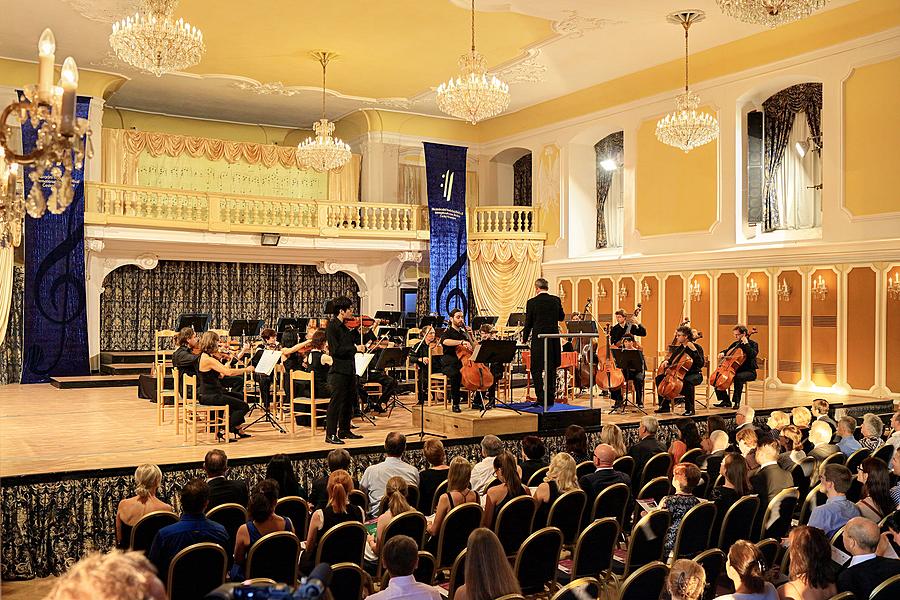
[59,57,78,136]
[37,29,55,99]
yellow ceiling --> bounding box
[176,0,555,98]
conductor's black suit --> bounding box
[522,291,565,407]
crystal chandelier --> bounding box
[656,11,719,153]
[297,52,351,173]
[716,0,828,28]
[0,29,92,248]
[436,0,510,124]
[109,0,205,76]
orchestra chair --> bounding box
[171,367,183,434]
[363,382,383,409]
[329,562,369,600]
[155,329,177,426]
[182,374,230,445]
[617,561,668,600]
[694,549,725,600]
[559,351,578,404]
[166,542,227,600]
[130,510,179,554]
[513,526,564,596]
[644,355,659,407]
[569,518,619,591]
[290,370,329,436]
[447,549,466,600]
[205,503,247,565]
[245,531,301,586]
[275,496,310,540]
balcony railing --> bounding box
[470,206,543,240]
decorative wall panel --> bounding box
[664,274,685,348]
[777,270,802,384]
[576,279,593,317]
[810,268,838,387]
[747,270,770,378]
[596,277,614,323]
[689,274,711,359]
[717,273,740,361]
[641,275,660,355]
[886,266,900,394]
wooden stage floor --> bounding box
[1,382,893,479]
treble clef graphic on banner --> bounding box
[435,226,468,318]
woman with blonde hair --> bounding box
[454,528,521,600]
[791,406,812,430]
[767,410,790,432]
[599,423,626,458]
[533,452,578,528]
[668,558,707,600]
[365,476,413,564]
[426,457,478,552]
[303,469,363,573]
[115,464,174,549]
[197,330,254,439]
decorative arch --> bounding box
[594,131,624,248]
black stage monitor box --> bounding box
[374,310,402,325]
[472,339,518,365]
[176,313,210,333]
[374,346,408,370]
[419,315,445,329]
[472,316,499,330]
[566,320,598,334]
[506,312,526,327]
[228,319,264,337]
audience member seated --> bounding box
[116,464,174,549]
[811,399,838,432]
[710,453,751,536]
[750,433,793,509]
[856,456,896,522]
[766,411,790,434]
[670,418,703,465]
[702,430,730,478]
[836,416,862,456]
[890,446,900,507]
[792,407,812,434]
[519,435,549,484]
[368,535,440,600]
[737,427,760,471]
[303,469,364,573]
[482,451,531,528]
[309,449,357,510]
[886,411,900,451]
[45,550,166,600]
[777,425,806,470]
[715,540,778,600]
[148,479,228,578]
[204,449,249,510]
[668,558,706,600]
[838,517,900,600]
[361,432,419,518]
[628,415,666,488]
[471,434,504,495]
[417,439,450,514]
[564,424,592,464]
[533,452,578,528]
[365,476,413,567]
[660,462,702,556]
[860,413,885,451]
[454,528,521,600]
[776,525,837,600]
[807,421,841,468]
[265,453,306,499]
[701,415,729,453]
[599,423,627,458]
[426,457,478,552]
[808,464,860,537]
[580,443,632,510]
[230,479,294,580]
[734,405,757,439]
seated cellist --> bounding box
[655,326,704,417]
[713,324,758,409]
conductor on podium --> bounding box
[522,278,565,408]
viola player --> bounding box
[713,324,758,409]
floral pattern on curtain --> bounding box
[594,132,624,248]
[513,153,532,206]
[100,261,359,351]
[762,83,822,231]
[416,277,430,320]
[0,265,24,384]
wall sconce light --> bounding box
[598,284,607,299]
[618,285,628,301]
[689,279,701,302]
[812,275,828,301]
[641,281,652,299]
[777,278,791,301]
[889,273,900,301]
[558,283,566,301]
[746,278,760,302]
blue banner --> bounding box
[424,142,469,319]
[20,94,91,383]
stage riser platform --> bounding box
[50,375,139,389]
[412,405,538,437]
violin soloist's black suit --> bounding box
[713,338,759,408]
[325,317,358,438]
[522,292,566,406]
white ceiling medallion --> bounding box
[233,81,303,97]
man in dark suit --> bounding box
[749,433,793,522]
[580,443,631,523]
[522,278,565,408]
[309,448,360,510]
[627,416,666,491]
[702,430,730,479]
[838,517,900,600]
[808,420,841,469]
[203,449,249,510]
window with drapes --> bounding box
[513,153,532,206]
[594,131,624,248]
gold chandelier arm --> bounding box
[684,23,689,93]
[471,0,476,53]
[321,57,327,121]
[0,102,42,165]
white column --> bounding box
[85,97,104,183]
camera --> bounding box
[205,563,331,600]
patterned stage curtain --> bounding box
[100,261,359,351]
[513,153,532,206]
[762,83,822,231]
[416,277,430,320]
[468,240,543,327]
[0,265,24,384]
[594,131,623,248]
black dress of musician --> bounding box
[609,309,647,346]
[325,297,365,445]
[441,308,471,413]
[522,278,565,408]
[713,324,758,408]
[654,326,704,416]
[357,329,398,412]
[196,331,253,439]
[610,334,646,409]
[410,328,436,405]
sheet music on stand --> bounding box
[254,350,282,376]
[355,353,375,376]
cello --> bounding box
[710,327,758,391]
[595,323,625,390]
[657,321,704,401]
[457,327,494,392]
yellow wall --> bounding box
[635,110,718,236]
[844,56,900,217]
[0,57,125,99]
[334,109,481,144]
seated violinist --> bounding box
[410,326,436,405]
[655,326,704,417]
[357,327,398,413]
[610,334,645,410]
[713,324,758,409]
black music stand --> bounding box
[375,347,412,416]
[379,327,409,343]
[610,348,647,415]
[176,313,210,333]
[506,313,526,327]
[472,316,499,330]
[419,315,445,329]
[228,319,264,338]
[374,310,402,326]
[472,339,520,417]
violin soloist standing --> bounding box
[324,296,367,445]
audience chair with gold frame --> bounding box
[550,577,600,600]
[182,374,230,445]
[570,518,619,592]
[166,542,227,600]
[513,526,564,597]
[330,562,370,600]
[245,530,301,586]
[617,561,669,600]
[155,329,177,426]
[130,510,179,553]
[447,548,466,600]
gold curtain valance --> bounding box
[468,240,543,327]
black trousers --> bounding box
[611,374,644,407]
[255,373,272,408]
[201,391,249,431]
[220,374,244,395]
[714,370,757,406]
[532,346,560,406]
[443,366,463,407]
[655,372,702,413]
[326,372,355,436]
[416,365,429,404]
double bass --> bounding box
[457,327,494,392]
[656,318,704,401]
[595,323,625,390]
[710,327,758,391]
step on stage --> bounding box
[412,402,602,437]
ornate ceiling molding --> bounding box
[552,10,622,38]
[497,50,547,84]
[61,0,139,24]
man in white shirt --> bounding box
[367,535,440,600]
[885,411,900,451]
[360,432,419,518]
[470,434,503,496]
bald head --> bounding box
[843,517,880,555]
[593,444,616,468]
[710,430,729,452]
[809,420,833,446]
[736,405,755,424]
